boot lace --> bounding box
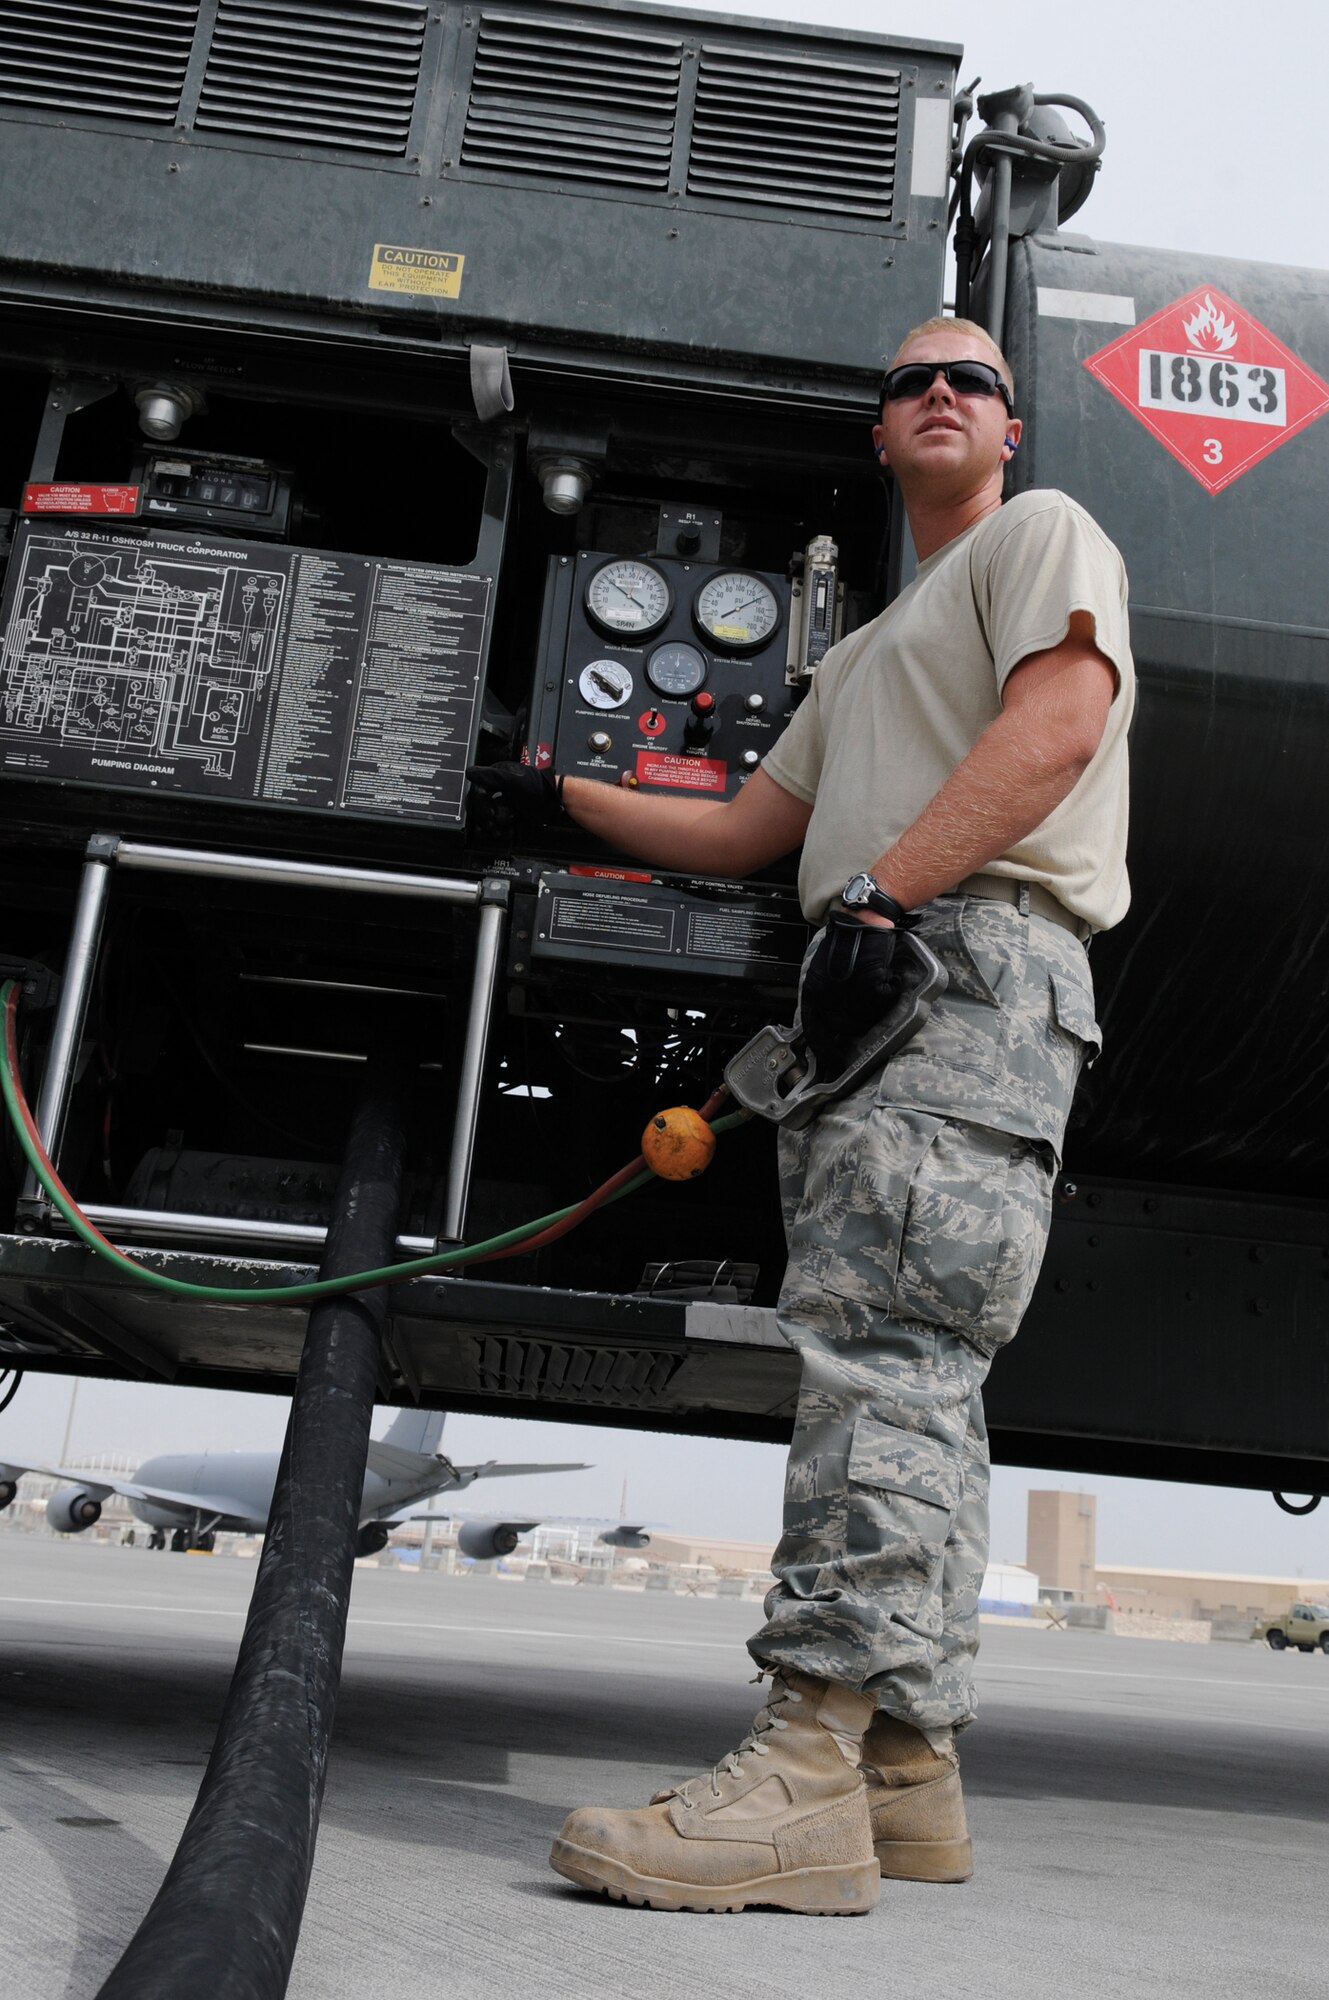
[675,1671,803,1809]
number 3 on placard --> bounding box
[1203,438,1223,465]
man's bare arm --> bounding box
[564,765,812,877]
[868,612,1117,912]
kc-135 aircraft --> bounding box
[0,1408,622,1558]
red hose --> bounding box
[5,984,731,1271]
[475,1085,730,1263]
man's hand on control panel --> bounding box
[465,762,569,827]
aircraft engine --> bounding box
[457,1521,521,1561]
[598,1527,650,1550]
[354,1524,390,1558]
[47,1486,103,1533]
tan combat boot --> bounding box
[860,1712,973,1883]
[549,1670,880,1914]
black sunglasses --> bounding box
[880,359,1015,414]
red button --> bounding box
[691,691,716,713]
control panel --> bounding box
[527,548,798,800]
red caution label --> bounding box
[1084,288,1329,494]
[22,483,140,516]
[635,751,727,792]
[568,864,654,882]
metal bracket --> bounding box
[28,375,118,485]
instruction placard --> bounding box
[368,244,464,298]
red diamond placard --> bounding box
[1083,286,1329,494]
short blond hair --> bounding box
[883,316,1015,400]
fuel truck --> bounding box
[0,0,1325,1510]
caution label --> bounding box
[22,484,139,516]
[368,244,464,298]
[1084,287,1329,494]
[635,751,727,792]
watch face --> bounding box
[842,874,872,906]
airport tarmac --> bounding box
[1,1539,1325,2000]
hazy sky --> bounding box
[2,0,1328,1587]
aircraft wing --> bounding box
[398,1512,540,1528]
[465,1460,591,1481]
[363,1443,589,1486]
[0,1459,248,1520]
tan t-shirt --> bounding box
[763,489,1134,930]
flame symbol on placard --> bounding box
[1182,295,1239,353]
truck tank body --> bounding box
[1005,238,1329,1198]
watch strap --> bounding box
[842,874,914,927]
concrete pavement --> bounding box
[1,1539,1325,1998]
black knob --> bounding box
[684,690,716,746]
[675,523,702,555]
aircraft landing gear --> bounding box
[170,1528,188,1552]
[194,1531,216,1553]
[149,1529,166,1551]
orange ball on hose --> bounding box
[641,1105,716,1180]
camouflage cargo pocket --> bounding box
[793,1105,1053,1345]
[893,1120,1055,1355]
[785,1101,945,1307]
[846,1415,962,1618]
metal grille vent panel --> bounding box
[474,1335,682,1406]
[197,0,427,155]
[687,44,899,220]
[461,12,682,190]
[0,0,199,123]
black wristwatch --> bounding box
[840,871,911,925]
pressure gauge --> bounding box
[646,642,707,699]
[693,570,781,652]
[578,659,634,709]
[585,558,672,640]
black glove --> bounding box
[466,761,567,826]
[798,911,906,1074]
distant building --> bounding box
[1026,1488,1096,1598]
[1093,1565,1329,1624]
[978,1562,1039,1615]
[644,1532,774,1575]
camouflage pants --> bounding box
[747,890,1101,1735]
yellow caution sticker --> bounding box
[711,623,751,641]
[368,244,464,298]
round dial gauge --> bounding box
[693,571,780,652]
[646,642,707,699]
[585,558,672,640]
[578,659,634,709]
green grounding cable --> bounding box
[0,978,744,1307]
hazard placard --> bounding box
[22,483,140,516]
[1083,287,1329,494]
